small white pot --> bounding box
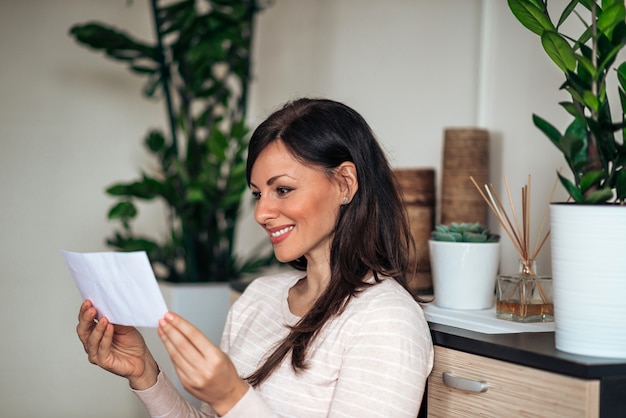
[550,203,626,358]
[429,240,500,310]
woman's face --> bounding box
[249,140,345,265]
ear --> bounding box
[335,162,358,203]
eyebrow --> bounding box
[249,174,295,189]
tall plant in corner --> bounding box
[69,0,275,283]
[508,0,626,204]
[508,0,626,359]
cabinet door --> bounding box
[428,346,599,418]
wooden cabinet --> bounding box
[427,346,599,417]
[425,323,626,417]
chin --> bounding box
[273,250,302,264]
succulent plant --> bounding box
[430,222,500,243]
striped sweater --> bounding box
[134,271,434,417]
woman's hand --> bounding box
[76,300,159,390]
[158,312,249,415]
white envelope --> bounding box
[62,250,168,327]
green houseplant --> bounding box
[508,0,626,204]
[69,0,275,284]
[508,0,626,357]
[429,223,501,310]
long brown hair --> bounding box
[244,98,416,387]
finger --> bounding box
[162,312,216,351]
[78,300,92,321]
[96,318,115,361]
[84,316,109,362]
[76,301,98,344]
[158,321,220,399]
[158,316,203,371]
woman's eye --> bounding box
[276,187,292,196]
[251,191,261,201]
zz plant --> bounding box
[69,0,274,282]
[508,0,626,204]
[431,223,501,243]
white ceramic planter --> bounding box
[550,203,626,358]
[429,240,500,310]
[140,281,232,407]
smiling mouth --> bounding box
[270,226,294,238]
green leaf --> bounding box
[508,0,555,36]
[106,236,159,253]
[129,65,157,75]
[573,53,596,79]
[542,31,577,73]
[69,23,158,62]
[597,2,626,38]
[582,90,600,112]
[533,114,563,145]
[106,183,130,196]
[207,127,228,162]
[559,101,584,119]
[557,0,579,29]
[465,233,488,243]
[186,187,205,203]
[107,201,137,220]
[584,187,614,203]
[558,172,584,202]
[564,86,586,105]
[145,130,166,153]
[230,118,249,140]
[579,170,604,193]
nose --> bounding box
[254,193,278,226]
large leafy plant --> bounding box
[69,0,275,282]
[508,0,626,204]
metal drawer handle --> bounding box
[442,371,489,393]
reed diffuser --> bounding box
[470,175,554,323]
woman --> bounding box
[77,98,434,417]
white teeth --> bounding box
[270,226,294,237]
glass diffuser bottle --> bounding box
[471,175,555,323]
[496,259,553,322]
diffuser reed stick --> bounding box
[470,175,557,305]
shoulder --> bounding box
[342,278,431,337]
[353,278,421,314]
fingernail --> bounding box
[165,312,174,321]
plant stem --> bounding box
[585,1,602,196]
[149,0,178,157]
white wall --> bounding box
[0,1,569,416]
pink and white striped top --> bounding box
[134,271,434,417]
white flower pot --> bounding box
[550,203,626,358]
[429,240,500,310]
[140,281,232,407]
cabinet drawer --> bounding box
[428,346,599,417]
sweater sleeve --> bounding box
[132,371,212,418]
[327,299,434,418]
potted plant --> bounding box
[429,223,500,310]
[69,0,274,404]
[508,0,626,357]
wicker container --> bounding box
[394,168,436,292]
[440,128,489,226]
